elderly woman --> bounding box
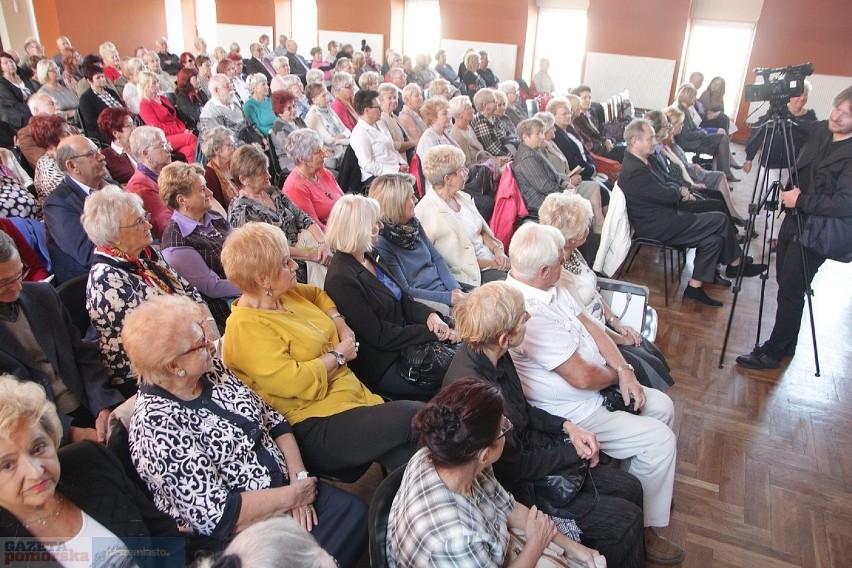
[0,375,186,566]
[270,90,307,174]
[61,48,82,93]
[202,125,239,209]
[330,71,358,131]
[418,145,509,286]
[510,117,575,219]
[397,83,427,142]
[388,378,602,568]
[121,57,146,114]
[243,73,275,136]
[36,58,79,121]
[427,77,451,101]
[196,55,213,97]
[539,193,674,391]
[270,56,292,92]
[97,107,138,184]
[174,67,208,132]
[0,51,36,130]
[306,68,324,86]
[433,49,461,88]
[450,95,495,166]
[445,283,644,567]
[159,161,239,328]
[378,83,417,161]
[415,97,455,160]
[493,90,520,145]
[81,186,205,397]
[324,195,458,399]
[221,222,423,472]
[30,114,71,203]
[0,156,40,221]
[139,70,198,162]
[304,82,350,165]
[78,61,124,144]
[499,80,528,126]
[229,144,330,284]
[673,83,739,181]
[123,295,368,566]
[546,97,598,183]
[358,71,381,94]
[471,88,514,158]
[282,129,345,230]
[461,51,486,99]
[370,173,464,316]
[99,42,121,81]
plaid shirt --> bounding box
[388,448,515,567]
[471,113,511,157]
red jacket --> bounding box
[139,97,188,137]
[125,169,173,239]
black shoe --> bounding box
[712,273,732,287]
[726,174,742,183]
[731,161,743,170]
[726,262,767,278]
[736,347,781,369]
[683,285,723,307]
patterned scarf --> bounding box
[380,217,421,250]
[315,104,347,137]
[95,246,184,295]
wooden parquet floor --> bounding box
[345,144,852,567]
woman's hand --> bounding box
[287,475,317,509]
[450,289,467,306]
[564,542,604,568]
[291,501,319,532]
[316,242,333,265]
[570,173,582,187]
[620,325,642,347]
[491,248,511,271]
[427,313,451,340]
[524,506,558,558]
[333,336,358,362]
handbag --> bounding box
[591,153,621,182]
[600,385,640,414]
[798,214,852,263]
[395,341,458,390]
[505,529,606,568]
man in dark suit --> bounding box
[285,39,311,81]
[619,119,765,307]
[0,232,125,444]
[44,135,109,283]
[155,36,182,76]
[245,42,273,82]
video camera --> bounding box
[744,62,814,103]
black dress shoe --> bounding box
[726,262,767,278]
[736,347,781,369]
[683,285,723,307]
[712,273,732,287]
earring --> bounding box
[265,289,273,297]
[176,369,186,377]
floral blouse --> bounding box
[228,189,313,246]
[129,359,293,539]
[86,246,203,386]
[0,164,41,220]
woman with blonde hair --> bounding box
[398,83,427,142]
[36,58,79,121]
[121,57,146,114]
[138,70,198,162]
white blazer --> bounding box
[594,184,633,277]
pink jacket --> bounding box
[489,163,528,250]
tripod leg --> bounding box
[793,214,821,377]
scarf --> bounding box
[380,217,421,250]
[315,104,346,136]
[94,246,184,295]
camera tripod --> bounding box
[718,99,820,376]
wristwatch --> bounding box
[330,350,346,368]
[615,363,635,377]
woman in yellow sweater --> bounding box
[221,222,422,473]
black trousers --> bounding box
[311,481,369,568]
[292,401,422,472]
[666,211,738,282]
[763,214,826,358]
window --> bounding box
[682,20,755,125]
[403,0,441,59]
[533,8,587,93]
[291,0,319,49]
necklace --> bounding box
[296,167,319,183]
[563,250,584,274]
[23,496,65,530]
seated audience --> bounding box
[143,51,177,97]
[196,55,213,97]
[243,73,275,136]
[17,91,60,170]
[477,51,499,88]
[281,129,345,229]
[449,95,500,166]
[330,71,358,131]
[697,77,732,132]
[493,89,519,146]
[505,222,685,565]
[426,77,451,101]
[358,71,381,94]
[418,145,509,286]
[533,57,555,94]
[82,186,205,397]
[388,378,602,568]
[36,58,79,123]
[138,70,198,163]
[29,114,71,204]
[43,135,107,283]
[376,83,415,161]
[174,67,208,132]
[60,47,82,93]
[270,56,292,92]
[97,107,138,184]
[398,83,427,144]
[499,80,528,126]
[126,126,175,239]
[370,173,464,316]
[547,97,599,184]
[159,161,239,329]
[198,74,254,143]
[78,61,124,144]
[351,90,409,184]
[0,375,185,566]
[270,90,307,174]
[202,126,239,210]
[303,82,350,168]
[674,84,739,182]
[221,222,423,472]
[461,51,485,99]
[155,36,182,75]
[324,194,458,399]
[571,85,625,162]
[471,88,514,157]
[432,49,461,89]
[446,282,646,566]
[0,218,49,281]
[244,42,273,83]
[0,50,36,130]
[123,295,368,566]
[415,97,455,160]
[510,117,573,219]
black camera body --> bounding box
[744,62,814,103]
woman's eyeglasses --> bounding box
[496,416,513,440]
[121,212,151,229]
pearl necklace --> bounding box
[563,250,584,274]
[23,496,65,530]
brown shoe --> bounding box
[645,527,685,565]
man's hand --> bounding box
[69,426,100,443]
[781,186,801,208]
[563,421,600,466]
[95,409,112,443]
[619,374,645,411]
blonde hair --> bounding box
[545,97,570,117]
[664,106,685,128]
[453,282,526,353]
[676,83,697,106]
[324,195,381,254]
[222,222,290,293]
[137,70,161,99]
[0,374,62,448]
[539,193,594,241]
[159,162,206,209]
[428,78,451,100]
[422,145,465,187]
[369,174,417,225]
[420,98,448,125]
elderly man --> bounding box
[0,232,125,443]
[619,119,765,307]
[259,34,274,60]
[285,39,311,78]
[155,36,181,75]
[43,136,108,283]
[505,222,684,566]
[53,35,72,71]
[350,89,409,185]
[126,126,174,239]
[245,42,273,82]
[274,34,289,57]
[17,92,61,169]
[198,74,254,141]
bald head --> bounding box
[56,135,107,186]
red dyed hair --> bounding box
[29,115,68,149]
[97,107,135,142]
[272,90,296,115]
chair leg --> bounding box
[624,244,642,275]
[661,248,669,307]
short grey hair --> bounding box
[27,91,55,114]
[516,117,544,139]
[305,69,324,85]
[272,56,290,72]
[279,74,302,90]
[533,111,555,131]
[201,126,236,159]
[473,88,496,112]
[81,185,146,247]
[208,73,230,92]
[130,125,165,157]
[401,83,422,104]
[246,73,268,93]
[284,128,323,164]
[325,195,382,254]
[331,71,354,93]
[497,80,519,94]
[358,71,380,90]
[0,374,62,449]
[624,118,653,147]
[448,95,472,119]
[428,78,451,100]
[508,223,564,280]
[0,231,18,263]
[377,82,398,98]
[125,57,146,78]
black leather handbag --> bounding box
[396,341,458,390]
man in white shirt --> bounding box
[350,90,408,182]
[505,222,684,566]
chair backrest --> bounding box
[55,274,91,338]
[368,464,406,568]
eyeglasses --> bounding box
[68,149,100,160]
[281,257,297,271]
[496,416,513,440]
[120,212,151,229]
[178,321,215,358]
[153,140,173,152]
[0,266,29,289]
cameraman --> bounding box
[737,86,852,370]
